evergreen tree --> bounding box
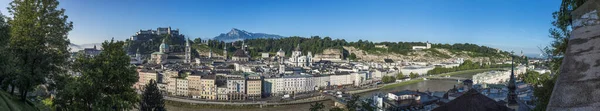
[7,0,73,100]
[140,79,166,111]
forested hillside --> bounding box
[191,36,510,59]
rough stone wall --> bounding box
[547,1,600,110]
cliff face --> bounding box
[343,46,509,63]
[548,1,600,110]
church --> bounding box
[150,38,192,64]
[287,44,312,67]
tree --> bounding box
[310,102,325,111]
[140,79,165,111]
[329,107,345,111]
[348,53,357,60]
[395,72,404,80]
[361,98,376,111]
[409,72,419,79]
[533,0,587,110]
[7,0,73,100]
[0,12,13,92]
[54,40,139,110]
[346,95,360,111]
[381,76,394,83]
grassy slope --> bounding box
[0,91,38,111]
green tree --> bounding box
[346,95,360,111]
[54,40,139,110]
[310,102,325,111]
[395,72,404,80]
[409,72,419,79]
[360,98,376,111]
[0,12,13,92]
[7,0,73,100]
[532,0,587,110]
[348,53,357,60]
[140,79,166,111]
[329,107,345,111]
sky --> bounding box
[0,0,561,57]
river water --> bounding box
[166,73,478,111]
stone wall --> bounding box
[547,1,600,110]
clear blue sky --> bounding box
[0,0,561,56]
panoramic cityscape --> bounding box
[0,0,598,111]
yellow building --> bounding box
[135,69,157,91]
[200,75,217,100]
[246,79,262,99]
[175,78,189,96]
[188,74,202,99]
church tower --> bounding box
[507,52,517,105]
[159,38,169,53]
[223,45,228,60]
[185,38,191,63]
[136,48,141,61]
[209,49,213,58]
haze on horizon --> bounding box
[0,0,560,57]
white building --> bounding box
[288,44,312,67]
[472,71,510,84]
[263,75,315,95]
[411,42,431,50]
[401,65,434,75]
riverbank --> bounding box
[438,68,506,77]
[382,78,425,89]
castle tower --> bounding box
[426,41,431,49]
[185,38,191,63]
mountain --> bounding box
[213,28,285,42]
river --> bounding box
[166,72,480,111]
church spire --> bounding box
[507,51,517,105]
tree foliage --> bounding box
[381,76,395,83]
[7,0,73,100]
[533,0,587,111]
[409,72,418,79]
[54,40,139,110]
[395,72,404,80]
[345,95,360,111]
[360,98,376,111]
[310,102,325,111]
[140,79,166,111]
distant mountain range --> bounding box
[213,28,285,42]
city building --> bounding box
[246,73,262,99]
[472,71,510,84]
[288,44,312,67]
[227,76,246,100]
[82,45,101,57]
[188,73,202,99]
[373,90,441,111]
[200,75,217,100]
[411,42,431,50]
[313,48,343,62]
